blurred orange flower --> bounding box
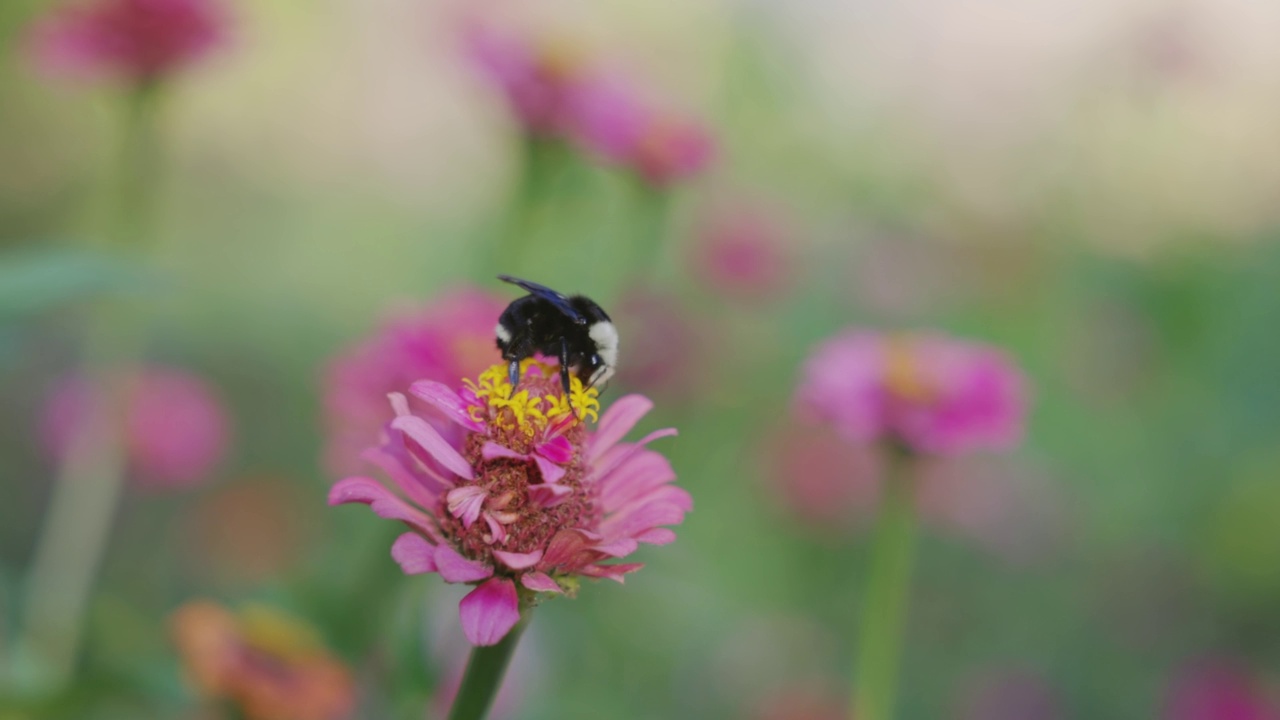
[170,601,354,720]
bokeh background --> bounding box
[3,0,1280,718]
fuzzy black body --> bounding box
[495,275,618,393]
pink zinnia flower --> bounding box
[795,330,1028,456]
[322,288,506,474]
[25,0,227,83]
[693,204,793,300]
[567,74,714,188]
[329,359,689,646]
[1165,660,1279,720]
[41,365,230,490]
[466,23,586,136]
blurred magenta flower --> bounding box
[170,601,355,720]
[795,330,1027,456]
[1165,660,1279,720]
[25,0,227,83]
[41,365,229,490]
[567,74,714,187]
[466,22,585,136]
[612,286,702,398]
[323,288,506,474]
[693,203,793,300]
[329,359,688,646]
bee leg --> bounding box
[509,358,521,389]
[559,337,572,396]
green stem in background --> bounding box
[12,82,163,692]
[484,137,564,277]
[628,181,672,280]
[851,449,918,720]
[446,608,532,720]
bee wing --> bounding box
[497,275,585,323]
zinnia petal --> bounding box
[578,562,644,583]
[520,572,563,594]
[481,441,527,462]
[492,549,544,570]
[328,477,436,534]
[588,394,653,461]
[598,499,688,543]
[589,428,679,482]
[435,546,494,583]
[536,435,574,464]
[459,578,520,646]
[410,380,486,432]
[533,454,567,485]
[391,533,437,574]
[390,414,474,480]
[634,528,677,545]
[446,486,487,528]
[598,449,677,513]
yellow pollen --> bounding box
[883,335,935,403]
[467,360,600,434]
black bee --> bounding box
[495,275,617,394]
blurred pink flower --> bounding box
[795,330,1028,456]
[693,204,793,300]
[466,23,585,136]
[1165,660,1279,720]
[953,668,1063,720]
[41,365,229,490]
[25,0,227,83]
[322,288,505,474]
[567,75,714,187]
[753,683,847,720]
[764,423,881,530]
[329,359,688,646]
[612,286,701,398]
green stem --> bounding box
[12,82,162,692]
[628,181,671,279]
[851,450,918,720]
[446,609,532,720]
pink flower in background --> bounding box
[25,0,227,82]
[329,359,688,646]
[795,330,1027,456]
[566,75,714,187]
[323,288,505,474]
[694,204,793,300]
[1165,660,1279,720]
[41,365,229,490]
[466,22,586,136]
[953,668,1063,720]
[612,286,702,398]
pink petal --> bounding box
[589,428,678,483]
[389,391,413,417]
[328,477,437,535]
[435,545,495,583]
[390,414,474,480]
[539,529,593,571]
[598,449,677,513]
[483,513,507,544]
[529,482,573,508]
[482,442,527,462]
[599,500,688,543]
[493,549,544,570]
[579,562,644,583]
[536,435,574,464]
[410,380,485,432]
[391,533,437,574]
[520,572,563,594]
[592,538,639,558]
[634,528,677,545]
[533,454,567,485]
[459,578,521,646]
[588,394,653,462]
[446,486,487,528]
[360,444,443,508]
